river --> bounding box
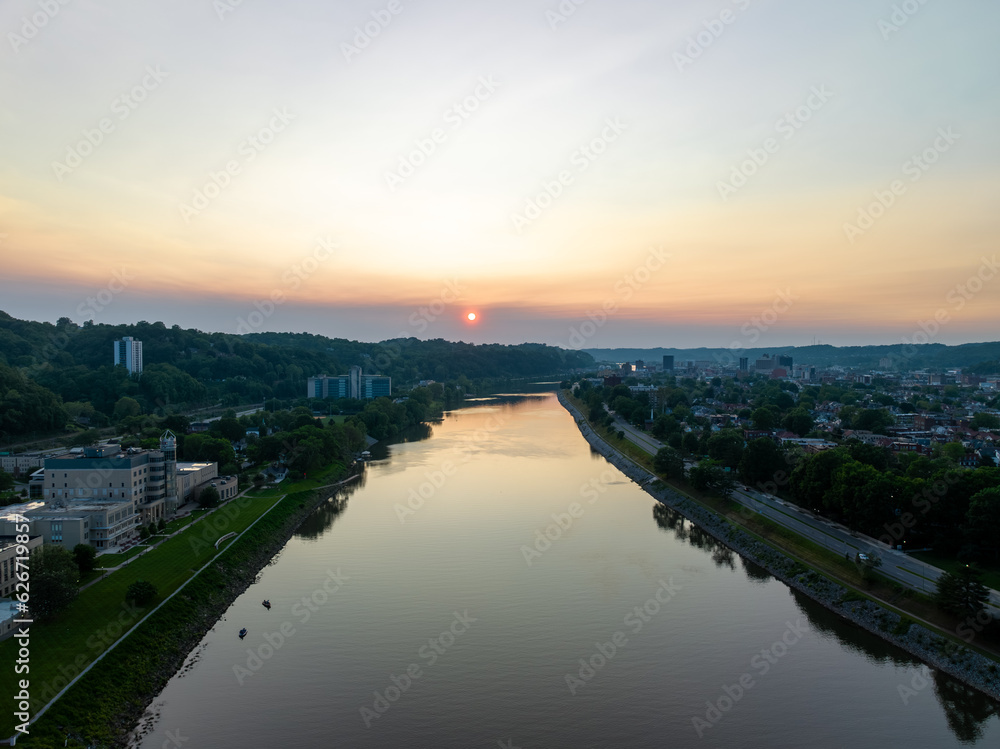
[136,394,999,748]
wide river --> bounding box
[138,394,999,748]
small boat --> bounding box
[262,600,271,609]
[239,627,248,639]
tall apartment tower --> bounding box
[662,355,674,372]
[114,336,143,374]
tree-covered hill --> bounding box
[586,342,1000,371]
[0,311,594,434]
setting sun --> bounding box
[467,312,477,322]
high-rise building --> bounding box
[662,355,674,371]
[739,357,749,372]
[307,366,392,400]
[755,355,776,371]
[113,336,143,374]
[778,355,794,369]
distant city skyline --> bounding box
[2,0,998,350]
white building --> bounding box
[113,336,143,374]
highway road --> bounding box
[606,412,1000,616]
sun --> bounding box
[467,312,477,322]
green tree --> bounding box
[739,438,786,487]
[965,488,1000,560]
[183,433,236,467]
[72,543,97,575]
[940,442,967,463]
[214,415,245,443]
[789,448,851,510]
[689,460,736,497]
[970,412,1000,431]
[126,579,158,606]
[138,526,150,540]
[854,408,895,434]
[935,566,989,618]
[751,407,776,430]
[198,485,220,508]
[0,468,13,492]
[707,430,744,469]
[653,446,685,480]
[30,546,78,621]
[112,396,142,422]
[157,517,166,532]
[783,408,814,437]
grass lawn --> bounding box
[912,551,1000,591]
[0,483,302,735]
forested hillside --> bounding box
[0,311,593,437]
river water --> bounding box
[137,394,999,748]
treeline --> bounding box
[0,311,593,436]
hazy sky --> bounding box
[2,0,998,350]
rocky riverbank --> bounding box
[557,390,1000,703]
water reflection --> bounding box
[934,671,1000,744]
[791,590,999,744]
[652,500,999,744]
[652,502,735,570]
[741,557,772,585]
[294,479,361,541]
[789,588,916,669]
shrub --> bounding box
[126,579,158,606]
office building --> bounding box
[307,366,391,400]
[662,355,674,372]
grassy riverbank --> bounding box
[2,462,349,746]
